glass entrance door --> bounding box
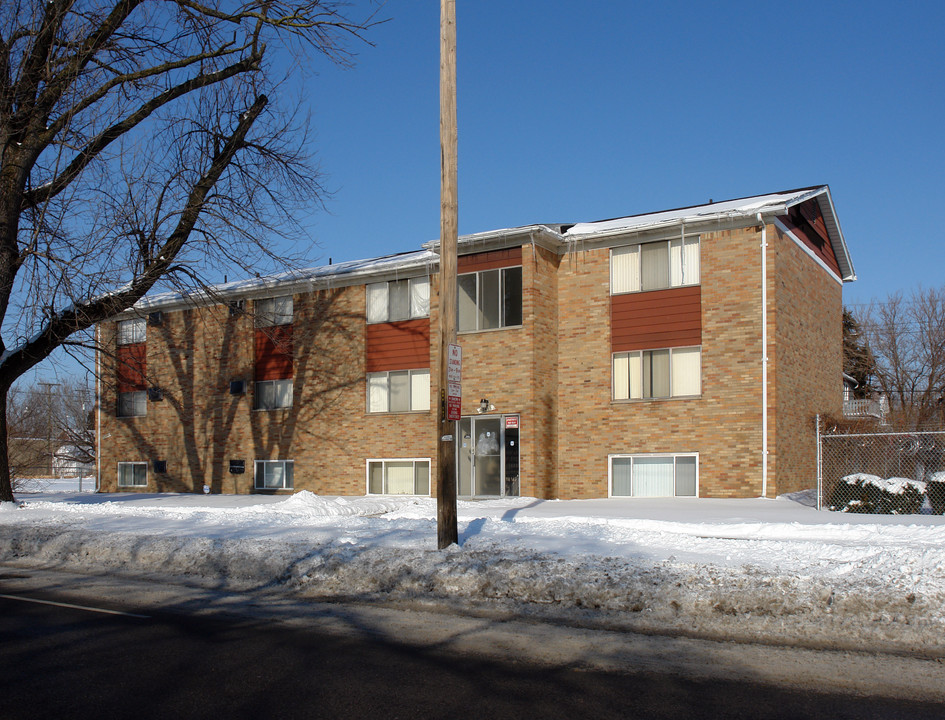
[458,415,519,497]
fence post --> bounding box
[816,414,822,511]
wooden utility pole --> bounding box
[436,0,459,549]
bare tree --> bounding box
[7,378,93,481]
[863,287,945,429]
[0,0,382,501]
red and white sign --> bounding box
[505,415,519,429]
[447,395,461,421]
[446,344,462,420]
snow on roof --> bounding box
[564,187,825,237]
[564,185,855,282]
[133,249,438,312]
[126,185,854,315]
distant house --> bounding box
[842,373,888,423]
[97,185,854,499]
[53,445,95,478]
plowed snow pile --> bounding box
[3,485,945,653]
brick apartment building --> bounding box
[96,185,855,499]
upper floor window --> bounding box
[458,266,522,332]
[255,378,293,410]
[117,390,147,417]
[255,296,293,327]
[367,369,430,413]
[366,277,430,323]
[117,318,146,345]
[613,346,701,400]
[611,236,700,294]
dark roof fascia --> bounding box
[784,186,856,282]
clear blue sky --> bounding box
[298,0,943,309]
[26,0,945,383]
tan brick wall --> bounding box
[770,224,843,496]
[98,225,844,500]
[555,228,770,499]
[99,287,437,494]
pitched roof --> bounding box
[124,185,854,315]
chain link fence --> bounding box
[817,419,945,514]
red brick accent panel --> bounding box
[116,343,147,391]
[776,199,840,277]
[254,325,293,381]
[366,319,431,372]
[458,246,522,273]
[611,286,702,352]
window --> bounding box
[367,459,431,495]
[366,277,430,323]
[367,369,430,413]
[255,460,294,490]
[255,296,293,327]
[458,266,522,332]
[613,347,701,400]
[117,390,147,417]
[117,318,146,345]
[255,379,293,410]
[611,236,700,294]
[610,454,697,497]
[117,462,147,488]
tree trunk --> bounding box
[0,386,14,502]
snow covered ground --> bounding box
[3,480,945,655]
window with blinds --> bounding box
[611,237,700,294]
[613,347,701,400]
[366,277,430,323]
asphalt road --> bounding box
[1,569,944,719]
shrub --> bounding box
[829,473,926,514]
[929,471,945,515]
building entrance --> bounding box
[458,415,520,497]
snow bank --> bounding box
[3,491,945,654]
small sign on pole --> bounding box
[446,343,462,420]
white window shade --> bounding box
[411,369,430,411]
[683,237,700,285]
[671,347,701,396]
[366,283,388,323]
[613,354,630,400]
[632,456,675,496]
[409,277,430,319]
[385,461,415,494]
[611,246,639,293]
[368,375,388,412]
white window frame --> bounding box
[117,461,147,488]
[366,277,430,323]
[117,318,146,345]
[254,379,293,410]
[612,346,701,400]
[366,369,430,413]
[117,390,147,417]
[457,266,523,332]
[608,453,699,498]
[366,458,431,496]
[254,460,294,490]
[610,236,700,294]
[255,296,293,327]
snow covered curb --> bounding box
[3,489,945,655]
[1,525,943,656]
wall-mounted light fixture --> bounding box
[477,398,496,414]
